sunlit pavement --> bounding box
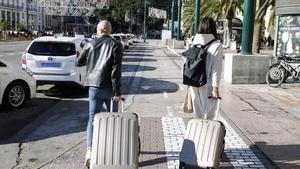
[0,40,299,169]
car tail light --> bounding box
[21,51,27,64]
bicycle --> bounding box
[266,55,300,87]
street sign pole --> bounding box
[177,0,182,40]
[171,0,175,39]
[241,0,255,54]
[143,0,147,42]
[194,0,201,35]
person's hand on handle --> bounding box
[211,87,219,99]
[112,96,124,101]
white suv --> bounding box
[22,36,87,86]
[0,59,36,109]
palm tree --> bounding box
[94,0,143,31]
[182,0,243,46]
[252,0,275,53]
[182,0,195,34]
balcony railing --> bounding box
[0,2,23,10]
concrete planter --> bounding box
[172,40,185,49]
[224,53,273,84]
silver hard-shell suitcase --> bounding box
[90,100,139,169]
[179,98,225,169]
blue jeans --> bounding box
[87,87,118,148]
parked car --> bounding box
[22,36,87,86]
[91,33,99,39]
[111,34,124,49]
[119,34,130,49]
[126,34,133,45]
[113,34,129,49]
[0,59,36,109]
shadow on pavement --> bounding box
[0,98,60,143]
[139,151,232,168]
[123,57,157,62]
[124,53,154,57]
[122,76,179,95]
[253,142,300,169]
[125,50,154,53]
[2,99,88,144]
[37,84,88,99]
[122,64,156,72]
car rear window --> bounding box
[28,42,76,56]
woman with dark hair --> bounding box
[188,17,223,119]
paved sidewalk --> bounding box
[1,41,299,169]
[168,45,300,169]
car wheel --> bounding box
[3,82,28,109]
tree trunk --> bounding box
[252,0,262,53]
[226,18,232,49]
[226,9,234,49]
[252,22,262,53]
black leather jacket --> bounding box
[76,35,123,96]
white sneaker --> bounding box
[84,147,91,168]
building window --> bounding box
[22,13,24,19]
[1,11,5,22]
[39,16,40,20]
[17,12,19,23]
[7,11,10,23]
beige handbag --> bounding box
[183,86,193,113]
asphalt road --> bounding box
[0,40,89,141]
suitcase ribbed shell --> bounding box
[180,119,225,169]
[91,113,139,169]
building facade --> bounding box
[0,0,24,30]
[0,0,44,31]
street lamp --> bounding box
[143,0,147,42]
[177,0,181,40]
[26,0,29,31]
[171,0,174,38]
[194,0,201,35]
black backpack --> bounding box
[182,39,217,87]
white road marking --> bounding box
[163,91,168,98]
[167,106,174,117]
[141,85,152,90]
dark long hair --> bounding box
[197,17,218,39]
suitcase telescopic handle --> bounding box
[110,97,125,113]
[208,96,221,120]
